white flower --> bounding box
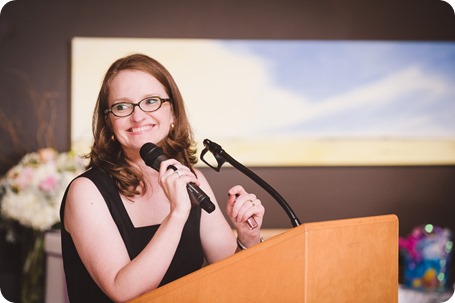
[0,148,86,231]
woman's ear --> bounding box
[169,115,175,132]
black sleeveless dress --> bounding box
[60,167,204,302]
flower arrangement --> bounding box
[0,148,86,303]
[0,148,86,237]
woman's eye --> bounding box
[144,98,159,105]
[114,103,130,111]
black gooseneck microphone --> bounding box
[140,142,216,214]
[201,139,301,227]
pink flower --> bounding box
[38,148,57,163]
[38,175,58,193]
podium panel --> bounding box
[130,215,398,303]
[303,215,398,302]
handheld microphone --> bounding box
[140,142,215,214]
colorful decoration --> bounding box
[399,224,453,290]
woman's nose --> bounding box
[130,105,148,121]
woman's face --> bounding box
[107,69,174,159]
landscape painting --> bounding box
[72,38,455,166]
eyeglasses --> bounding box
[105,96,172,117]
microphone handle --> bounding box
[167,165,215,213]
[169,165,255,227]
[140,143,215,213]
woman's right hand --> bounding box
[158,158,197,217]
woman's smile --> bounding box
[129,124,155,134]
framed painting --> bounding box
[71,37,455,166]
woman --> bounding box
[60,53,265,302]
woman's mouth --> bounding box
[129,125,154,133]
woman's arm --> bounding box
[63,165,193,302]
[198,170,265,264]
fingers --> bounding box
[157,159,198,214]
[227,186,265,248]
[228,192,262,224]
[238,197,262,223]
[227,185,248,197]
[159,159,199,186]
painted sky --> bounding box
[72,38,455,164]
[72,38,455,150]
[212,40,455,139]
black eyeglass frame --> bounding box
[104,96,172,117]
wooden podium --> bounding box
[129,214,398,303]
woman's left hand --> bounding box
[226,185,265,248]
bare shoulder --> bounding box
[67,175,94,192]
[66,176,104,207]
[64,176,109,232]
[193,168,208,182]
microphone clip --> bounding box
[200,139,226,172]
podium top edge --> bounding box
[298,214,398,231]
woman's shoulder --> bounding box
[73,167,112,186]
[79,166,107,178]
[67,167,108,194]
[68,171,99,196]
[193,167,206,179]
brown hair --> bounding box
[87,53,197,197]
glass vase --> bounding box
[21,230,45,303]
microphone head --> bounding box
[140,142,163,165]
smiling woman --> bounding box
[61,53,265,302]
[105,69,175,157]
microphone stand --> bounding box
[201,139,301,228]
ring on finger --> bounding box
[174,170,182,178]
[249,199,256,207]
